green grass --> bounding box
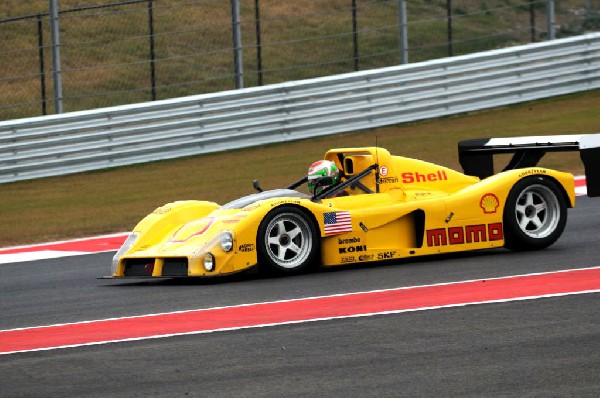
[1,0,596,119]
[0,89,597,247]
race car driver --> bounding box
[307,160,345,196]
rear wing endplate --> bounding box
[458,134,600,197]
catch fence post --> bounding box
[546,0,555,40]
[49,0,63,114]
[231,0,244,89]
[397,0,408,64]
[254,0,263,86]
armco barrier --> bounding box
[0,32,598,184]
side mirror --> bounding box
[253,179,263,192]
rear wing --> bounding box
[458,134,600,197]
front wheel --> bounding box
[257,206,319,274]
[503,176,567,251]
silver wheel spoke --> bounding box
[288,242,301,255]
[276,248,288,261]
[519,217,530,230]
[524,192,534,206]
[287,226,302,240]
[530,215,544,229]
[276,220,286,234]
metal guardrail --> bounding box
[1,32,598,184]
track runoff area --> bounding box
[0,177,594,355]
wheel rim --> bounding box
[514,184,560,239]
[264,212,312,269]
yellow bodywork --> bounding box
[112,147,575,278]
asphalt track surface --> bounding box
[1,197,599,397]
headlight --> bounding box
[111,233,138,274]
[220,232,233,252]
[204,253,215,272]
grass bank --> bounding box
[0,89,598,247]
[2,0,596,119]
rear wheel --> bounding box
[257,206,319,274]
[503,176,567,251]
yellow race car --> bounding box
[110,135,598,279]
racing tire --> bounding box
[503,176,567,251]
[257,206,319,274]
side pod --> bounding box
[458,134,600,197]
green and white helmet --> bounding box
[308,160,340,193]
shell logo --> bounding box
[480,193,500,214]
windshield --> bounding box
[221,189,310,210]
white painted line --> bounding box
[0,232,128,252]
[3,266,599,355]
[0,251,91,265]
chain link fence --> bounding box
[1,0,598,121]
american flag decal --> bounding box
[323,211,352,235]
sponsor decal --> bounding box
[324,211,352,235]
[426,223,503,246]
[242,204,260,212]
[380,176,399,184]
[338,237,361,244]
[379,166,388,177]
[518,169,547,178]
[480,193,500,214]
[378,251,396,260]
[239,243,255,252]
[223,213,246,222]
[341,256,356,264]
[402,170,448,184]
[152,206,171,215]
[271,199,302,207]
[358,254,375,262]
[338,245,367,254]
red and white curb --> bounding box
[0,233,128,264]
[0,177,588,265]
[575,175,587,196]
[1,266,599,355]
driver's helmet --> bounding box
[308,160,340,194]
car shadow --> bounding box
[100,247,508,287]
